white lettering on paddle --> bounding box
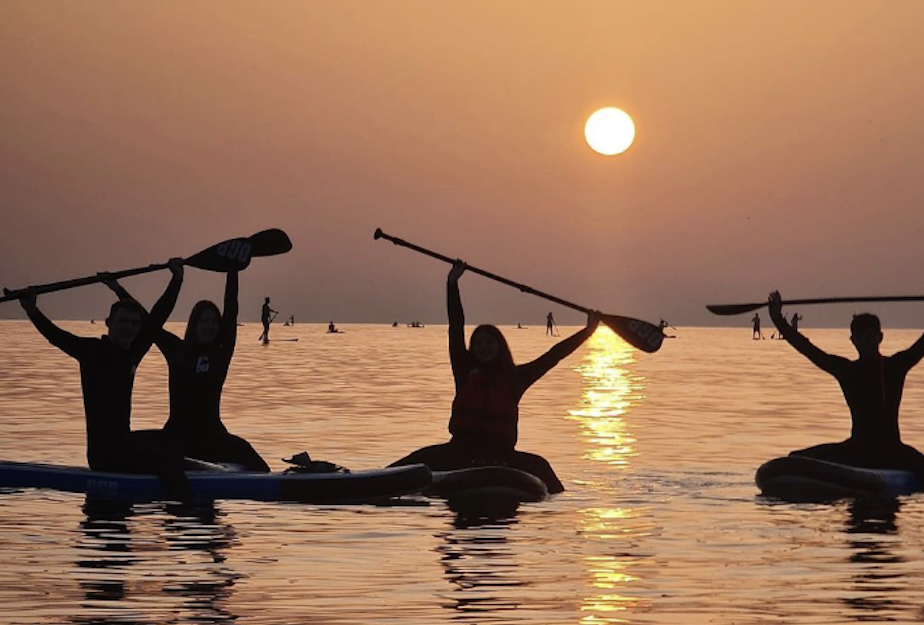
[215,239,253,263]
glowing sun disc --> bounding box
[585,108,635,155]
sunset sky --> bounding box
[3,2,924,329]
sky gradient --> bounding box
[3,2,924,329]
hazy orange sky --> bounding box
[3,2,924,328]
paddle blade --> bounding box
[601,314,664,353]
[184,229,292,272]
[248,228,293,257]
[706,302,767,316]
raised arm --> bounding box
[769,291,841,373]
[447,261,468,388]
[143,259,184,337]
[519,311,601,391]
[18,289,88,360]
[219,269,239,353]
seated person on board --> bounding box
[17,260,191,497]
[768,290,924,481]
[105,269,269,472]
[390,261,600,493]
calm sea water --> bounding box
[2,320,924,624]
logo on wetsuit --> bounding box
[196,355,210,373]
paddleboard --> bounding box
[756,456,920,501]
[429,466,549,504]
[0,460,431,504]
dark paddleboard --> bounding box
[0,460,432,504]
[429,466,549,505]
[756,456,920,501]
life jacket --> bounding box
[449,369,519,448]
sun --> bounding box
[584,108,636,156]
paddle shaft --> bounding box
[374,228,665,353]
[2,228,292,304]
[375,229,594,315]
[707,295,924,316]
[1,264,168,304]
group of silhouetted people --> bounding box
[15,247,924,497]
[17,262,270,498]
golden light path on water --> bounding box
[569,327,649,623]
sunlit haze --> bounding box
[3,2,924,329]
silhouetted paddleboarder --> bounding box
[546,311,558,336]
[258,297,278,344]
[389,261,601,493]
[105,270,269,472]
[752,313,763,340]
[15,260,191,497]
[659,319,677,339]
[768,290,924,481]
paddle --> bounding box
[373,228,664,353]
[1,228,292,304]
[707,295,924,317]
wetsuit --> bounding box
[390,279,594,493]
[154,272,269,471]
[773,317,924,480]
[24,275,189,493]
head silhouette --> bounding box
[850,313,882,358]
[185,300,222,344]
[106,299,146,348]
[469,324,514,371]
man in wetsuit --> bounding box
[768,290,924,480]
[18,259,191,497]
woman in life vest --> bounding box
[108,270,270,471]
[390,261,600,493]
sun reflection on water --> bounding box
[568,327,646,467]
[571,327,650,622]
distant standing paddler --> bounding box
[546,311,558,336]
[259,297,278,344]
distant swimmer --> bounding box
[752,313,763,340]
[258,297,278,344]
[389,261,601,494]
[546,311,558,336]
[768,290,924,482]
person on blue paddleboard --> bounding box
[16,259,191,497]
[105,269,270,472]
[390,261,600,493]
[768,290,924,481]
